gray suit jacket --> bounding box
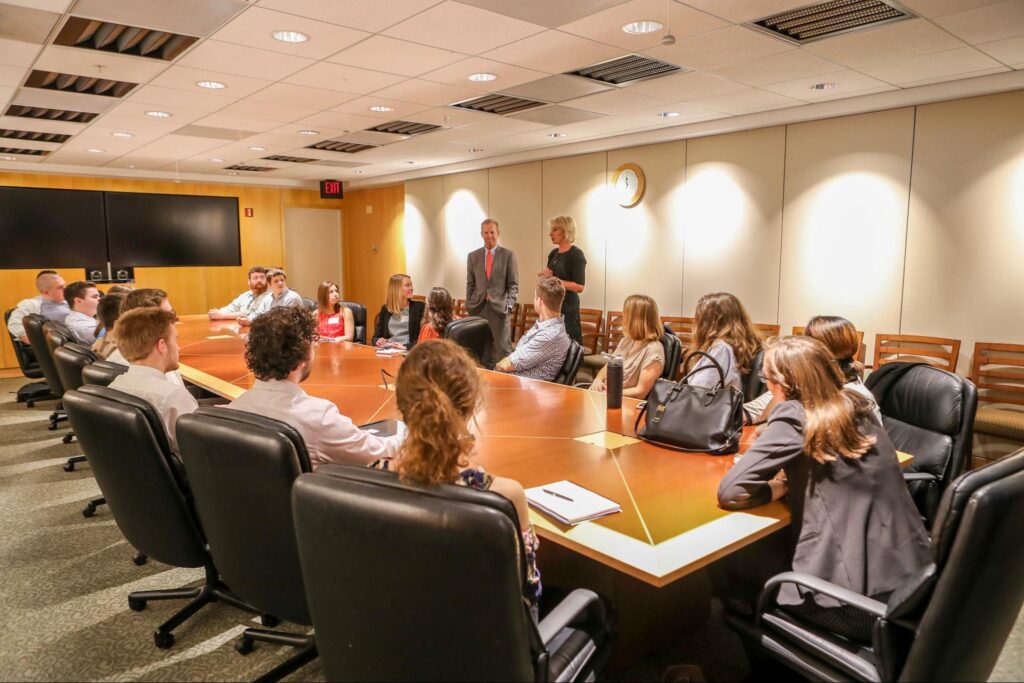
[466,245,519,315]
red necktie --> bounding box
[485,249,493,280]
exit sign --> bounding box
[319,179,344,199]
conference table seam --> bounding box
[364,394,395,424]
[608,447,655,546]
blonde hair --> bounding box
[116,308,176,362]
[804,315,863,382]
[395,339,482,485]
[549,215,577,243]
[762,336,876,464]
[623,294,661,342]
[385,273,411,316]
[687,292,762,374]
[316,280,341,315]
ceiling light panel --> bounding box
[69,0,246,38]
[749,0,917,45]
[450,93,548,116]
[0,128,72,144]
[262,154,317,163]
[566,54,684,86]
[223,163,276,171]
[24,69,138,98]
[306,139,378,154]
[364,120,442,136]
[4,104,98,123]
[53,16,198,61]
[272,30,309,43]
[0,146,50,156]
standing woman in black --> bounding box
[539,215,586,344]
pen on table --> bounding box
[543,489,574,502]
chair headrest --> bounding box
[181,407,312,473]
[869,363,969,435]
[75,384,174,455]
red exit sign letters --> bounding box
[319,179,344,199]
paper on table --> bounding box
[525,480,621,526]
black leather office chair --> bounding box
[292,464,613,682]
[23,314,69,431]
[82,360,128,387]
[725,447,1024,682]
[339,301,367,344]
[553,340,584,386]
[177,408,316,682]
[63,385,258,649]
[5,308,55,406]
[660,324,682,381]
[742,349,767,403]
[53,343,108,518]
[42,323,90,464]
[866,362,978,527]
[301,297,316,312]
[444,316,491,366]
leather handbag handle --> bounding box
[679,350,727,391]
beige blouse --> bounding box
[614,337,665,389]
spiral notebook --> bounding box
[525,480,621,526]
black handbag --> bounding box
[634,350,744,455]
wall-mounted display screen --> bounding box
[0,186,109,268]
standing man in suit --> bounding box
[466,218,518,369]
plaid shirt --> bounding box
[509,316,570,381]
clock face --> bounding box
[613,164,644,207]
[616,170,638,194]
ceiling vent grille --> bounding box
[0,128,73,144]
[749,0,916,44]
[566,54,682,85]
[262,155,318,163]
[224,164,275,172]
[4,105,98,123]
[0,147,50,156]
[54,17,198,61]
[24,69,138,98]
[450,94,547,116]
[364,120,442,136]
[306,140,377,154]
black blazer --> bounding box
[372,300,425,347]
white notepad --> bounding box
[525,480,621,526]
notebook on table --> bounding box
[525,480,621,526]
[359,419,406,438]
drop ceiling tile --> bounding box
[128,84,237,113]
[34,45,170,84]
[284,62,406,94]
[0,37,41,68]
[211,7,369,59]
[0,3,61,43]
[420,57,547,91]
[627,100,728,123]
[331,96,428,121]
[708,50,840,87]
[71,0,247,37]
[499,74,613,103]
[219,99,320,124]
[43,150,110,165]
[0,115,85,136]
[133,134,233,156]
[458,115,550,135]
[259,0,444,33]
[0,64,23,88]
[172,123,260,140]
[326,35,465,77]
[194,111,283,132]
[403,106,496,127]
[292,110,387,131]
[0,152,44,163]
[103,156,173,170]
[12,87,119,113]
[0,85,14,107]
[561,88,665,115]
[264,124,347,143]
[898,0,1005,18]
[456,0,631,29]
[3,0,72,12]
[803,18,966,67]
[626,70,746,101]
[371,79,481,107]
[151,66,273,98]
[179,40,315,81]
[482,30,624,75]
[644,25,793,72]
[104,99,210,127]
[507,104,605,126]
[857,46,1007,85]
[977,35,1024,67]
[559,0,728,51]
[933,1,1024,44]
[72,124,164,145]
[382,1,545,55]
[92,113,182,134]
[247,83,356,110]
[0,136,60,152]
[762,69,895,101]
[689,88,801,115]
[680,0,812,23]
[901,67,1010,87]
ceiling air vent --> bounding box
[4,105,98,123]
[566,54,682,86]
[24,69,138,98]
[224,164,275,172]
[364,120,442,136]
[749,0,916,45]
[0,147,50,156]
[263,155,318,163]
[0,129,73,144]
[54,17,198,61]
[450,94,547,116]
[306,140,377,154]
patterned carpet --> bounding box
[1,375,1021,682]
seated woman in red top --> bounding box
[417,286,455,343]
[316,280,354,342]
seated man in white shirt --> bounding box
[237,268,303,327]
[8,270,64,343]
[208,266,269,319]
[62,281,101,345]
[108,307,198,453]
[495,276,571,382]
[228,306,403,468]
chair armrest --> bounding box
[903,472,937,482]
[756,572,887,626]
[538,588,607,646]
[573,382,592,389]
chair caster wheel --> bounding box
[235,636,255,655]
[82,505,96,518]
[132,552,148,566]
[260,614,280,627]
[62,433,74,444]
[128,597,146,612]
[154,631,174,649]
[27,401,35,408]
[63,462,74,472]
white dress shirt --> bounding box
[7,296,42,340]
[226,378,403,468]
[245,288,304,320]
[64,310,99,345]
[218,289,269,316]
[105,347,186,387]
[108,365,199,452]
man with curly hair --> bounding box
[227,306,404,467]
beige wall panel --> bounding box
[606,140,686,317]
[778,108,915,360]
[403,176,446,295]
[542,153,608,312]
[489,162,543,304]
[683,127,786,325]
[902,90,1024,372]
[441,170,489,299]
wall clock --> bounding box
[612,163,645,208]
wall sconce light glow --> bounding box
[683,167,746,262]
[272,30,309,43]
[446,189,487,260]
[467,72,497,82]
[297,129,319,136]
[369,105,394,113]
[146,111,171,118]
[196,80,226,89]
[622,20,663,34]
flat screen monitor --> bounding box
[0,186,108,268]
[104,192,240,267]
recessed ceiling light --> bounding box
[146,111,171,118]
[297,129,319,136]
[548,133,566,138]
[811,82,839,90]
[228,171,239,176]
[86,148,105,153]
[127,164,135,168]
[0,155,16,161]
[353,170,364,174]
[249,145,267,151]
[622,20,663,34]
[111,131,134,137]
[196,80,226,89]
[468,148,484,152]
[467,72,498,82]
[210,157,224,162]
[369,105,394,113]
[658,111,680,118]
[272,30,309,43]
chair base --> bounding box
[63,454,86,472]
[82,497,106,518]
[236,629,317,683]
[49,410,67,430]
[18,381,55,406]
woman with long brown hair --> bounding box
[315,280,354,342]
[718,336,927,640]
[368,339,541,612]
[684,292,762,391]
[591,294,664,398]
[417,286,455,343]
